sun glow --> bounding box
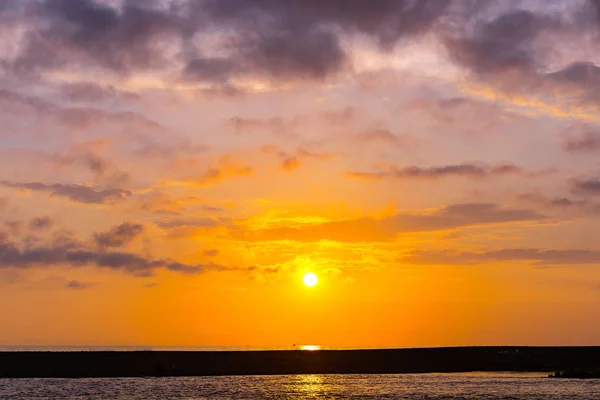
[303,273,318,287]
[300,345,321,351]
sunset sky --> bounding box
[2,0,600,348]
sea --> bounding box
[1,347,599,399]
[2,373,600,399]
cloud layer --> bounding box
[403,248,600,267]
[234,203,547,242]
[0,219,224,276]
[2,0,597,96]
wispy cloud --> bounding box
[232,203,548,242]
[28,217,53,231]
[563,125,600,152]
[572,178,600,196]
[403,248,600,267]
[0,181,132,204]
[347,163,539,181]
[0,227,226,277]
[93,222,144,249]
[65,280,95,290]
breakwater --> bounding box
[2,346,600,378]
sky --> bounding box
[1,0,600,348]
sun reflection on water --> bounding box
[297,374,325,397]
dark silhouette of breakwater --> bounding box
[1,346,600,378]
[549,369,600,379]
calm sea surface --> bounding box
[1,373,599,399]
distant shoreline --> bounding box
[1,346,600,378]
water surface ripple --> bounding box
[1,373,599,399]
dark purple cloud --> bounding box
[403,248,600,267]
[563,127,600,152]
[518,192,589,209]
[28,217,53,231]
[0,181,132,204]
[0,90,163,134]
[188,0,449,82]
[228,116,294,135]
[347,163,532,181]
[445,9,548,75]
[65,280,94,290]
[14,0,189,74]
[52,151,130,186]
[202,0,449,46]
[0,230,226,276]
[93,222,144,249]
[183,57,239,83]
[60,82,140,103]
[4,0,449,84]
[1,0,598,99]
[274,148,333,172]
[441,3,600,101]
[572,178,600,196]
[155,217,227,230]
[548,62,600,87]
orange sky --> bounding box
[2,0,600,348]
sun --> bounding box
[303,272,318,287]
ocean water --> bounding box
[1,373,599,399]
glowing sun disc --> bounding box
[300,345,321,351]
[303,273,318,287]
